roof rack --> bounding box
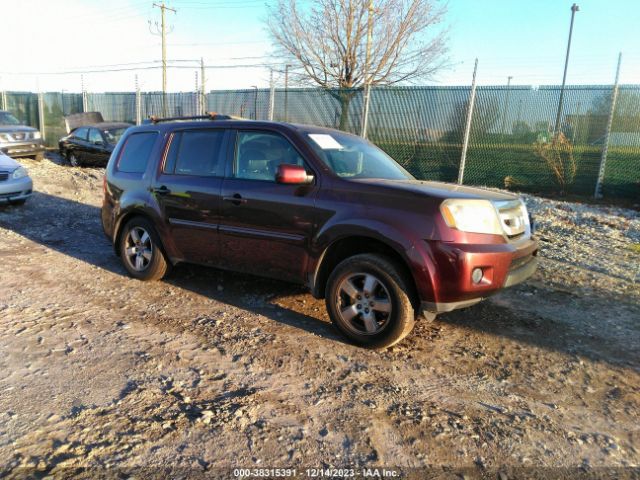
[146,112,240,124]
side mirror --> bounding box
[94,140,103,146]
[276,164,314,185]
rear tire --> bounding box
[119,217,169,281]
[325,253,415,349]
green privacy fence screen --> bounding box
[2,85,639,199]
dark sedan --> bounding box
[59,122,131,167]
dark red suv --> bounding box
[101,115,538,348]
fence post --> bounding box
[594,52,622,199]
[361,84,372,139]
[81,74,88,113]
[1,90,6,111]
[135,75,142,126]
[37,91,46,142]
[268,69,275,121]
[200,58,206,116]
[458,58,478,185]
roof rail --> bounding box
[146,112,237,124]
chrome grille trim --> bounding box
[1,132,33,142]
[493,199,531,241]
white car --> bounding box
[0,152,33,205]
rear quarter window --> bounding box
[116,132,158,174]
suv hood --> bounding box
[0,125,38,133]
[0,153,20,170]
[352,178,518,201]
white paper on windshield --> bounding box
[308,134,343,150]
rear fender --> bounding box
[112,192,178,262]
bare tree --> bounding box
[267,0,448,129]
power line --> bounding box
[0,62,284,76]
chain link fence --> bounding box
[1,84,638,199]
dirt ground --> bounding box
[0,156,638,479]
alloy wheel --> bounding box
[124,226,153,272]
[335,272,392,335]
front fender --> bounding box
[311,219,438,303]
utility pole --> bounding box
[554,3,579,137]
[151,2,176,116]
[200,57,206,115]
[361,0,374,138]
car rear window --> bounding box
[163,129,224,177]
[116,132,158,174]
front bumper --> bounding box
[0,176,33,202]
[0,141,45,158]
[417,236,539,314]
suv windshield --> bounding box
[306,131,413,181]
[103,127,128,145]
[0,112,21,126]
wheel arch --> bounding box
[113,209,172,262]
[311,235,421,310]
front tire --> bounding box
[119,217,169,281]
[34,152,44,162]
[68,152,81,167]
[325,253,415,349]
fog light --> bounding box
[471,268,483,284]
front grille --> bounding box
[10,132,31,141]
[0,171,9,182]
[1,132,32,142]
[495,200,527,239]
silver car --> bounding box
[0,111,45,161]
[0,152,33,205]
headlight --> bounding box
[33,131,42,140]
[11,166,28,180]
[440,199,503,235]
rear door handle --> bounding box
[223,193,247,206]
[152,185,171,195]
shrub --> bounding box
[534,132,577,195]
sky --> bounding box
[0,0,638,93]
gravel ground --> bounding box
[0,155,638,479]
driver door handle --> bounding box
[152,185,171,195]
[223,193,247,206]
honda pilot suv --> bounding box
[102,114,538,348]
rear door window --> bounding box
[116,132,158,174]
[88,129,103,144]
[73,127,88,141]
[163,129,224,177]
